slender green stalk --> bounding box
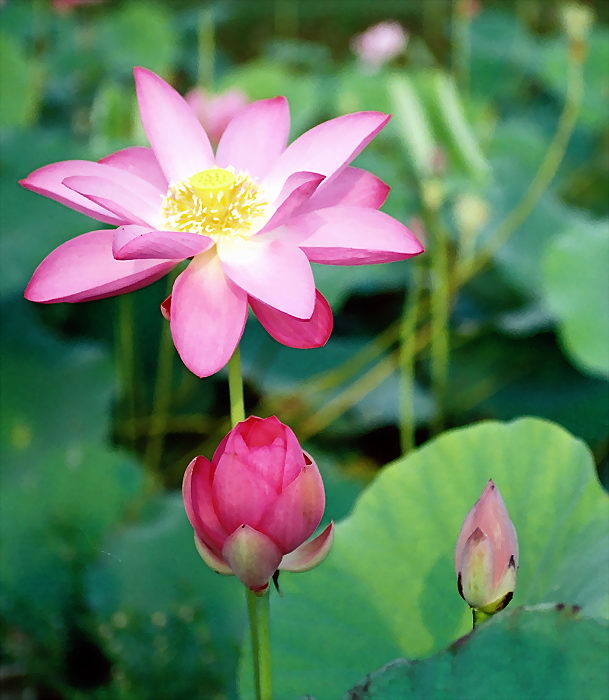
[246,590,260,698]
[473,608,491,628]
[452,0,471,97]
[116,294,137,450]
[227,348,246,425]
[399,264,424,454]
[143,271,180,477]
[426,206,451,436]
[245,588,274,700]
[197,6,215,90]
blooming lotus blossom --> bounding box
[183,416,333,592]
[185,87,249,145]
[351,21,408,71]
[21,67,423,377]
[455,480,519,614]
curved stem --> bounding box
[116,294,137,451]
[472,608,492,628]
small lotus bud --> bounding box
[454,194,490,237]
[351,21,408,72]
[561,4,594,43]
[455,480,518,616]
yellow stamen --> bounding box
[161,167,267,241]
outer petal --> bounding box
[264,111,390,194]
[257,459,325,554]
[113,225,213,260]
[215,97,290,180]
[300,166,389,213]
[99,146,168,191]
[63,174,163,227]
[212,451,278,534]
[222,525,283,591]
[293,206,424,265]
[217,237,315,319]
[183,456,229,553]
[134,67,215,183]
[24,229,175,303]
[194,535,233,575]
[19,160,127,226]
[170,250,248,378]
[260,172,324,233]
[279,522,334,572]
[250,290,333,349]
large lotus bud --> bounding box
[183,416,333,593]
[455,480,519,616]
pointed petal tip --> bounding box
[279,521,334,573]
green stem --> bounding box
[116,294,137,451]
[472,608,492,628]
[452,0,471,97]
[143,271,180,479]
[246,589,260,698]
[426,206,451,436]
[251,589,273,700]
[197,6,215,90]
[399,264,424,454]
[228,348,245,425]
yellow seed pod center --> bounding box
[190,168,237,196]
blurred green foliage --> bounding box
[0,0,608,698]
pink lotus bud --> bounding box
[455,480,518,614]
[351,21,408,71]
[183,416,333,593]
[52,0,104,11]
[185,87,249,145]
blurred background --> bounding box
[1,0,608,697]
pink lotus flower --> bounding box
[183,416,333,592]
[351,21,408,71]
[455,480,519,613]
[21,67,423,377]
[185,87,249,145]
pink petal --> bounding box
[113,225,213,260]
[182,456,228,553]
[257,458,325,554]
[260,171,324,233]
[217,237,315,319]
[212,451,278,534]
[215,96,290,180]
[264,111,390,193]
[280,522,334,572]
[293,206,424,265]
[222,525,283,591]
[24,229,175,303]
[194,535,233,575]
[63,174,163,227]
[134,67,215,183]
[19,160,127,226]
[300,166,389,213]
[250,289,333,349]
[169,250,248,377]
[99,146,168,191]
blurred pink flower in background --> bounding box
[185,87,249,145]
[351,21,408,71]
[21,67,423,378]
[52,0,104,11]
[183,416,333,592]
[455,480,519,613]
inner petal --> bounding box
[161,166,268,241]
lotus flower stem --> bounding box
[399,262,424,454]
[227,347,245,425]
[246,588,275,700]
[472,608,491,629]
